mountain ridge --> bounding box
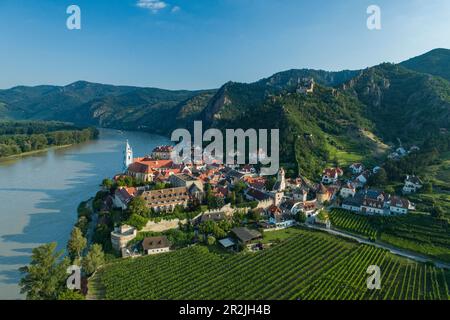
[1,48,450,178]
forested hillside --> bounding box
[0,121,98,158]
[401,48,450,82]
[1,49,450,178]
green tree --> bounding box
[101,178,113,190]
[249,209,262,222]
[154,182,167,190]
[431,206,444,219]
[199,221,226,239]
[385,186,395,194]
[67,227,87,261]
[125,214,148,231]
[233,181,247,194]
[295,212,307,224]
[265,176,277,191]
[317,210,329,222]
[82,244,105,275]
[57,290,85,300]
[368,168,388,186]
[75,216,89,235]
[226,191,236,205]
[207,235,216,246]
[128,196,148,217]
[19,243,70,300]
[207,195,225,209]
[422,182,433,193]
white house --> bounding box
[299,200,318,217]
[113,187,138,210]
[389,196,409,215]
[355,171,370,187]
[142,236,171,255]
[342,189,413,216]
[402,175,423,194]
[361,198,387,215]
[342,203,361,213]
[342,195,363,212]
[340,182,356,198]
[283,199,317,217]
[372,166,382,174]
[322,167,343,184]
[349,163,364,175]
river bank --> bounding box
[0,128,171,299]
[0,144,73,162]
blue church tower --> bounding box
[123,140,133,172]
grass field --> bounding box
[90,228,450,300]
[329,209,450,263]
[417,151,450,218]
[409,192,450,219]
[325,131,388,168]
[424,151,450,189]
[261,227,305,243]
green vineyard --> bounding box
[329,209,450,263]
[92,229,450,300]
[329,209,379,238]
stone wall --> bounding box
[142,218,188,232]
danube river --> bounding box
[0,128,170,299]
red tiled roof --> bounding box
[268,204,282,214]
[362,199,384,209]
[342,182,356,190]
[302,201,317,211]
[214,186,229,198]
[128,159,175,174]
[127,162,154,174]
[115,187,138,204]
[390,196,409,209]
[323,167,343,177]
[244,176,267,190]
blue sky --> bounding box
[1,0,450,90]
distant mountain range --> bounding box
[1,48,449,177]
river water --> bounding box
[0,128,170,299]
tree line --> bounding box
[0,121,98,158]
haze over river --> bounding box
[0,128,170,299]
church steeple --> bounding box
[124,140,133,172]
[277,167,286,191]
[272,167,286,192]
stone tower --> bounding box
[124,140,133,172]
[275,167,286,192]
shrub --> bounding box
[125,214,148,231]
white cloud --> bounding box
[171,6,181,13]
[137,0,168,13]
